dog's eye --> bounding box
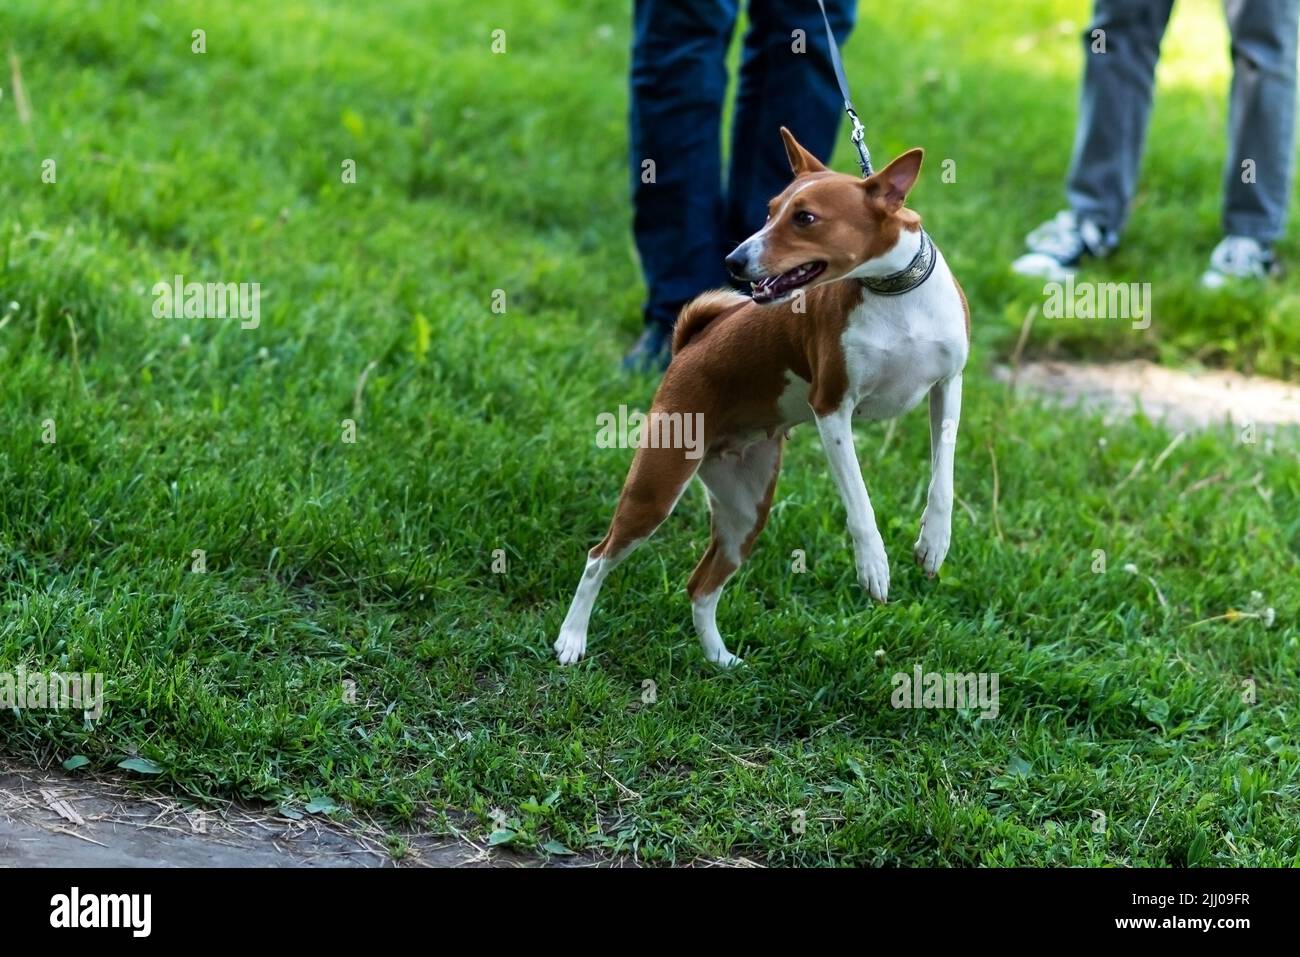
[793,211,816,226]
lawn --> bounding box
[0,0,1297,865]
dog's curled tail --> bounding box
[671,289,750,355]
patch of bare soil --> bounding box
[0,764,597,868]
[995,359,1300,433]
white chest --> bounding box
[845,256,966,419]
[778,254,968,425]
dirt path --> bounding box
[996,359,1300,432]
[0,765,580,868]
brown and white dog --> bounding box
[557,127,969,666]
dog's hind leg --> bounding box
[687,436,784,666]
[555,444,702,665]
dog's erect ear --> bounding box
[864,148,924,211]
[780,126,828,176]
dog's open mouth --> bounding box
[750,261,826,303]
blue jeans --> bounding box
[630,0,857,332]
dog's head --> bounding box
[725,127,924,304]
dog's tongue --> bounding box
[752,262,821,301]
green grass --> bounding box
[1,0,1297,865]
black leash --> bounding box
[815,0,872,176]
[814,3,936,297]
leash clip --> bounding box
[819,0,873,177]
[847,110,872,177]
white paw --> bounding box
[553,628,587,665]
[700,631,743,667]
[705,647,743,668]
[914,513,951,577]
[856,542,890,604]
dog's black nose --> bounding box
[724,249,748,278]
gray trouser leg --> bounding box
[1222,0,1300,243]
[1066,0,1176,235]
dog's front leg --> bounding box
[915,372,962,576]
[815,405,889,603]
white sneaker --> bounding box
[1200,236,1279,289]
[1011,210,1117,281]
